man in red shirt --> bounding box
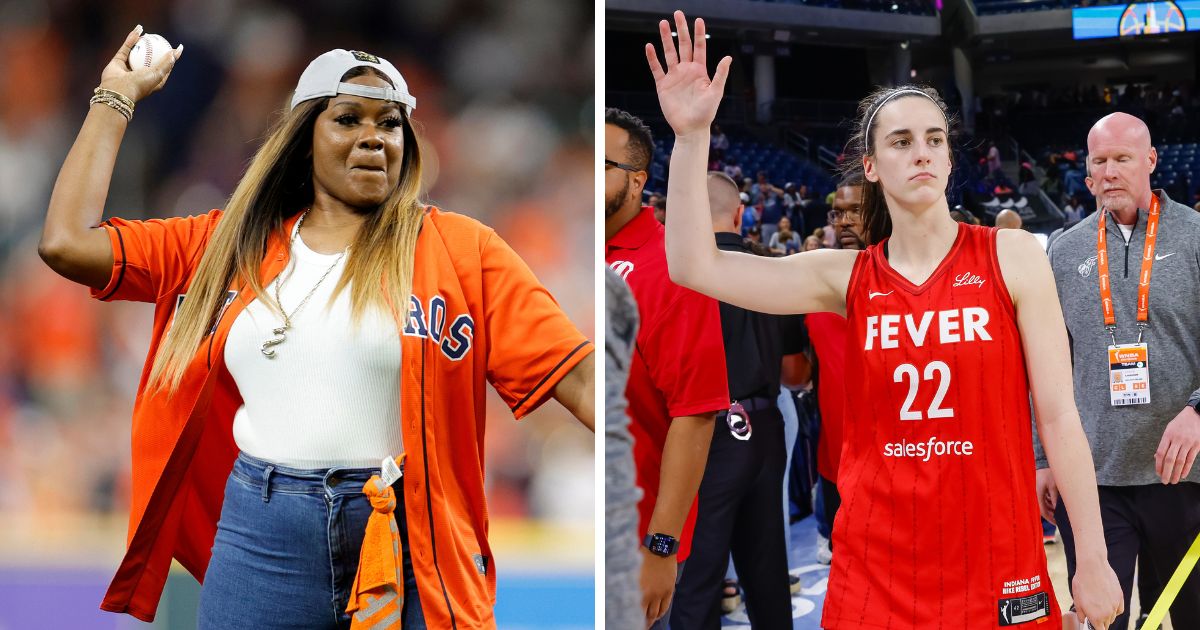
[605,107,730,628]
[807,172,866,564]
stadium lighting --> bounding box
[892,3,899,9]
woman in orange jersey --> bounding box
[646,10,1121,630]
[38,28,593,630]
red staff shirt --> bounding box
[807,312,848,483]
[605,208,729,562]
[824,223,1058,629]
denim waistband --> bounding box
[232,451,401,501]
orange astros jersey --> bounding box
[823,223,1060,630]
[90,208,590,628]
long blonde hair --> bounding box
[148,68,424,393]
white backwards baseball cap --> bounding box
[290,49,416,114]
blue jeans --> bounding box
[197,452,424,629]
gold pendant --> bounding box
[261,326,287,358]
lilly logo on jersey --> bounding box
[953,271,985,288]
[403,294,475,360]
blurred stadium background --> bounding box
[0,0,594,628]
[608,0,1192,627]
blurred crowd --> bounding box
[0,0,594,549]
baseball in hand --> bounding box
[128,34,173,69]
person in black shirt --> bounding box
[670,172,792,628]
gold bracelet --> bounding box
[93,87,135,110]
[90,94,132,119]
[89,94,133,121]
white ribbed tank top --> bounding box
[224,220,403,468]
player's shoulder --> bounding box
[995,225,1042,253]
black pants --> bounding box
[671,406,791,629]
[1055,483,1200,630]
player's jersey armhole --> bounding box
[987,227,1020,325]
[843,250,870,317]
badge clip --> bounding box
[727,401,752,441]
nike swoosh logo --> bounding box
[869,291,893,299]
[1155,252,1176,261]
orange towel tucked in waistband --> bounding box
[346,475,404,629]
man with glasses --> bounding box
[805,173,866,564]
[604,107,730,628]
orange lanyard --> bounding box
[1096,195,1160,342]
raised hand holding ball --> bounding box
[98,25,183,105]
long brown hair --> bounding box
[148,67,425,393]
[838,85,957,245]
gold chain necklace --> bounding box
[260,212,348,358]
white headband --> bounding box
[863,89,943,150]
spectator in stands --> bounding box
[652,195,667,225]
[801,235,822,252]
[995,208,1022,230]
[1063,195,1084,222]
[1193,201,1200,213]
[820,211,839,248]
[782,182,798,213]
[746,225,762,245]
[710,123,729,158]
[987,142,1002,177]
[796,183,813,208]
[648,192,664,210]
[758,185,786,246]
[1019,161,1041,197]
[739,192,757,237]
[768,217,801,255]
[723,161,742,181]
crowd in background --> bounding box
[0,0,594,555]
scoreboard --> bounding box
[1072,1,1200,39]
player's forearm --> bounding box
[41,104,128,251]
[553,351,595,432]
[647,413,715,538]
[664,133,720,289]
[1039,409,1109,566]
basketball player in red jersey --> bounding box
[645,11,1125,629]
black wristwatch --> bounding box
[643,533,679,557]
[1191,399,1200,415]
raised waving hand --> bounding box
[645,11,732,137]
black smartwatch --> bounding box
[643,533,679,557]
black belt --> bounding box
[729,395,776,413]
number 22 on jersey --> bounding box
[893,361,953,421]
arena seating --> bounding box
[648,133,837,199]
[750,0,936,15]
[972,0,1124,15]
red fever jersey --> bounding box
[605,208,730,562]
[823,223,1060,630]
[806,312,848,483]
